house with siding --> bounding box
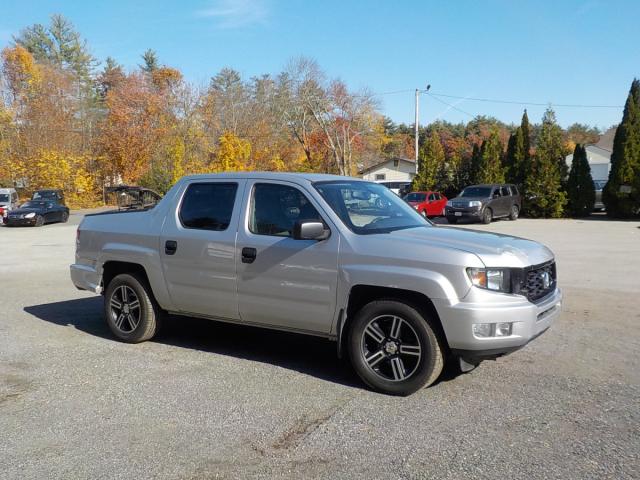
[565,127,616,181]
[359,157,416,182]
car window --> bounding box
[0,194,9,202]
[405,192,426,202]
[460,187,491,197]
[500,186,510,196]
[428,193,436,201]
[249,183,322,237]
[509,185,519,195]
[492,188,501,197]
[179,182,238,231]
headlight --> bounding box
[25,212,36,218]
[468,201,482,208]
[467,267,509,292]
[446,200,453,206]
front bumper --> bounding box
[70,264,102,293]
[433,287,562,360]
[6,217,37,226]
[445,206,482,219]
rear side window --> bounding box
[179,183,237,231]
[510,185,519,195]
[250,183,322,237]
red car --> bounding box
[404,191,448,217]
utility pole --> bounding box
[414,89,419,174]
[414,84,430,175]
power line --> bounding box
[429,92,623,109]
[426,93,476,119]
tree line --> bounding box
[0,14,637,217]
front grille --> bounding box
[452,202,467,208]
[514,261,557,302]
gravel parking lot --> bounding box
[1,213,639,479]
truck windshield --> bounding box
[460,187,491,197]
[314,181,429,234]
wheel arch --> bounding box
[337,284,450,358]
[102,261,151,293]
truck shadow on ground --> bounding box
[24,297,463,391]
[24,297,363,388]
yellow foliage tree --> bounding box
[213,132,251,172]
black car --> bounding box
[32,189,65,205]
[5,200,69,227]
[445,184,521,224]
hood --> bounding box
[451,196,488,203]
[387,225,553,268]
[9,207,42,215]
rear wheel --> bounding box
[509,205,519,221]
[61,211,69,223]
[34,215,44,227]
[481,208,492,224]
[104,273,161,343]
[348,300,444,396]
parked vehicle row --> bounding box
[71,172,561,396]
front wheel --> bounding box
[104,273,161,343]
[348,300,444,396]
[481,208,492,224]
[34,215,44,227]
[420,209,427,218]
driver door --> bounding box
[235,180,339,334]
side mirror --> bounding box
[293,220,329,240]
[493,193,500,199]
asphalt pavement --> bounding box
[1,213,638,479]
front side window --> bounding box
[428,193,436,201]
[314,181,428,234]
[179,182,237,231]
[250,183,322,237]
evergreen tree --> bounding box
[469,143,481,184]
[603,79,640,217]
[567,144,595,216]
[505,126,526,185]
[521,109,531,165]
[141,49,159,73]
[14,14,95,81]
[475,128,505,184]
[524,109,567,217]
[412,130,445,191]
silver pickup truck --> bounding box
[71,173,562,396]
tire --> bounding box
[61,211,69,223]
[348,300,445,396]
[420,210,427,218]
[34,215,44,227]
[509,205,519,221]
[447,216,458,224]
[104,273,161,343]
[481,208,492,224]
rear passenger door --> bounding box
[235,180,339,334]
[160,180,245,319]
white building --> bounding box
[565,127,616,181]
[359,157,416,182]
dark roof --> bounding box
[359,157,415,174]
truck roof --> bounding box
[181,172,364,184]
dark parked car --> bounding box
[32,189,65,205]
[445,184,521,224]
[5,200,69,227]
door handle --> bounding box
[241,247,257,264]
[165,240,178,255]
